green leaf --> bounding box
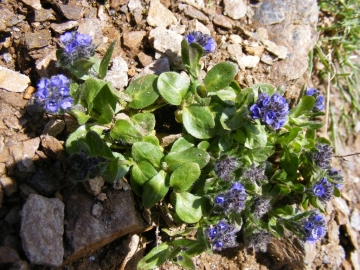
[289,96,315,118]
[276,127,302,144]
[130,113,156,136]
[68,59,95,79]
[181,39,203,78]
[132,142,164,168]
[165,148,210,171]
[82,78,107,112]
[131,161,158,185]
[170,162,201,192]
[142,170,169,209]
[220,107,246,130]
[125,74,159,109]
[250,83,276,96]
[110,119,143,144]
[289,118,324,129]
[183,105,215,139]
[218,132,233,151]
[99,41,116,79]
[235,87,254,109]
[103,157,129,183]
[137,243,170,270]
[157,72,190,105]
[65,125,88,154]
[280,146,299,176]
[204,62,238,92]
[176,253,195,270]
[175,192,202,223]
[244,122,267,149]
[96,103,114,124]
[216,89,237,105]
[86,130,114,158]
[170,136,195,153]
[69,110,91,125]
[197,140,210,151]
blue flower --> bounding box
[58,31,96,67]
[207,221,239,252]
[214,182,247,214]
[305,87,325,112]
[249,92,289,130]
[302,212,327,243]
[312,177,334,203]
[33,74,73,114]
[184,31,216,54]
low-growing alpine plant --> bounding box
[31,30,345,269]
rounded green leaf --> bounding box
[110,119,142,144]
[170,135,195,153]
[164,148,210,171]
[183,105,215,139]
[132,142,164,167]
[142,170,169,209]
[170,162,200,192]
[157,72,190,105]
[175,192,202,223]
[204,62,238,92]
[130,113,156,136]
[131,161,158,185]
[125,74,159,109]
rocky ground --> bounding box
[0,0,359,269]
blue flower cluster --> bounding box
[215,182,247,214]
[214,156,237,181]
[34,74,73,114]
[302,212,327,243]
[304,87,325,112]
[58,31,95,66]
[249,92,289,130]
[207,221,239,251]
[69,151,106,180]
[185,31,216,55]
[312,143,333,169]
[312,177,334,203]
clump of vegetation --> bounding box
[32,30,344,269]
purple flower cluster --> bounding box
[312,177,334,203]
[302,212,327,243]
[304,87,325,112]
[185,31,216,55]
[207,221,239,251]
[58,31,95,66]
[214,182,247,214]
[252,197,272,220]
[243,163,268,185]
[327,168,344,189]
[246,231,271,252]
[249,92,289,130]
[69,151,106,180]
[214,156,237,181]
[312,143,333,169]
[34,74,73,113]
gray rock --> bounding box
[0,246,20,264]
[20,194,64,267]
[42,119,66,137]
[252,0,318,82]
[261,54,274,65]
[351,209,360,231]
[104,56,128,90]
[184,5,210,24]
[28,168,61,196]
[261,39,288,59]
[188,19,210,35]
[110,0,130,10]
[321,244,345,267]
[229,34,243,44]
[50,21,79,34]
[133,58,170,81]
[236,55,260,70]
[128,0,142,11]
[0,66,30,93]
[34,8,56,22]
[55,2,83,20]
[149,27,183,61]
[213,14,233,29]
[24,29,52,50]
[147,0,177,28]
[224,0,247,20]
[0,175,17,197]
[35,50,57,77]
[83,176,105,196]
[21,0,42,10]
[123,31,146,50]
[11,138,40,173]
[63,186,146,264]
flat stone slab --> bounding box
[20,194,65,267]
[63,185,146,264]
[0,66,30,93]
